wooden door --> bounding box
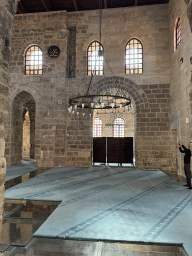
[107,137,133,164]
[93,137,106,164]
[93,137,133,164]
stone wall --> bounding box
[0,0,19,239]
[90,76,177,179]
[67,4,170,85]
[169,0,192,180]
[5,3,178,177]
[6,11,69,167]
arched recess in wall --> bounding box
[11,91,36,165]
[90,76,148,166]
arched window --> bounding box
[93,117,102,137]
[125,38,143,74]
[25,45,43,75]
[114,118,125,137]
[175,17,181,49]
[87,41,104,76]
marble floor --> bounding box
[6,164,39,182]
[4,166,192,255]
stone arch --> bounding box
[90,76,148,166]
[90,76,148,115]
[10,87,39,108]
[11,91,36,165]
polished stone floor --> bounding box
[5,166,192,255]
[6,164,38,182]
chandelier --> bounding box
[68,0,131,117]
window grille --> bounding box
[87,41,104,76]
[25,45,43,75]
[114,118,125,137]
[176,18,181,49]
[126,38,143,74]
[93,117,102,137]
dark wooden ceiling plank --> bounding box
[17,5,22,14]
[41,0,52,11]
[104,0,107,9]
[19,0,26,13]
[72,0,78,11]
[16,0,169,14]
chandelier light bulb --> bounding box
[91,102,94,108]
[77,112,79,116]
[70,105,72,110]
[68,108,72,113]
[120,104,122,108]
[82,103,85,108]
[75,105,77,109]
[89,113,92,117]
[83,112,85,116]
[72,111,74,114]
[111,102,115,108]
[101,102,104,108]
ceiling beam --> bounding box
[104,0,107,9]
[19,0,25,13]
[41,0,52,12]
[134,0,138,6]
[72,0,78,11]
[17,5,22,14]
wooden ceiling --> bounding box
[16,0,169,14]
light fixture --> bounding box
[68,0,131,116]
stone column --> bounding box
[0,0,18,237]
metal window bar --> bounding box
[176,18,181,49]
[87,41,104,76]
[114,118,125,137]
[25,45,43,75]
[94,117,102,137]
[125,38,143,74]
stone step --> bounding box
[2,237,187,256]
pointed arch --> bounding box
[11,91,36,165]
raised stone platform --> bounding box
[0,237,189,256]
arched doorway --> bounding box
[89,76,148,168]
[11,91,35,165]
[92,102,135,166]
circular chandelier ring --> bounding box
[69,94,131,110]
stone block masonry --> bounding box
[0,0,20,239]
[91,77,177,179]
[5,3,178,178]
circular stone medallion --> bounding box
[48,45,60,58]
